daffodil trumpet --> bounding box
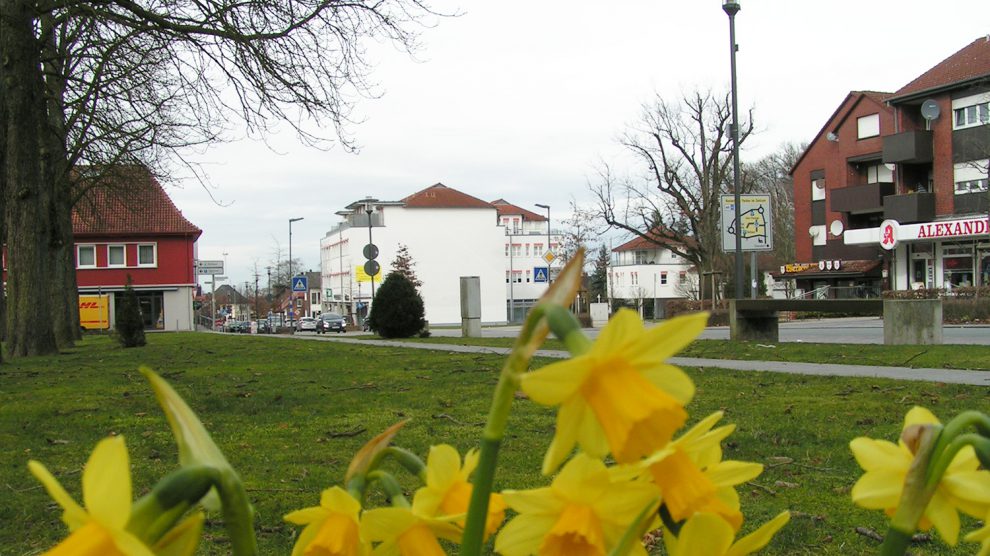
[461,250,585,556]
[128,465,220,544]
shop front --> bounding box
[844,216,990,290]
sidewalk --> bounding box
[300,336,990,386]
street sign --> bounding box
[720,194,774,252]
[363,243,379,260]
[195,259,224,275]
[534,267,549,283]
[292,276,308,292]
[363,260,381,278]
[542,250,556,264]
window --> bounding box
[857,113,880,139]
[311,292,320,305]
[511,244,522,256]
[505,244,509,256]
[679,272,687,284]
[635,250,648,264]
[952,94,990,130]
[866,163,894,184]
[811,178,826,201]
[107,244,126,267]
[660,272,668,285]
[525,244,530,257]
[631,272,638,285]
[137,244,156,266]
[77,245,96,268]
[525,270,531,283]
[954,160,990,195]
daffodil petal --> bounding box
[926,489,961,545]
[501,488,565,515]
[462,448,479,477]
[707,461,764,488]
[674,412,725,447]
[630,312,708,363]
[903,406,940,428]
[553,454,608,500]
[942,470,990,517]
[851,470,904,509]
[595,483,660,527]
[946,445,981,473]
[361,508,417,542]
[27,460,88,530]
[321,486,362,518]
[426,445,461,488]
[593,309,644,354]
[153,512,204,556]
[849,437,906,471]
[542,399,582,474]
[284,507,328,525]
[673,512,735,556]
[640,363,695,406]
[725,511,791,556]
[82,436,131,529]
[289,522,322,556]
[522,359,592,405]
[574,402,610,459]
[494,514,557,556]
[110,528,157,556]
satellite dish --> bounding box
[830,220,844,236]
[826,131,839,142]
[808,226,818,238]
[920,99,940,121]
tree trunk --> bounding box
[1,0,59,357]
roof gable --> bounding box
[891,36,990,102]
[72,166,202,237]
[401,183,494,209]
[490,199,547,221]
[790,91,893,175]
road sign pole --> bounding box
[211,273,216,331]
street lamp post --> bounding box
[288,217,304,324]
[365,205,376,303]
[723,0,744,299]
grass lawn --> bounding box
[370,335,990,371]
[0,332,986,554]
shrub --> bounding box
[664,299,729,326]
[367,272,426,338]
[115,279,146,347]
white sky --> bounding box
[166,0,990,289]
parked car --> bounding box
[295,316,317,332]
[316,313,346,334]
[224,320,249,333]
[255,320,270,334]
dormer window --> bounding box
[857,113,880,139]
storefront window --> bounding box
[942,245,974,288]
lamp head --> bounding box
[289,217,304,223]
[722,0,740,16]
[535,203,550,210]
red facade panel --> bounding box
[75,236,197,288]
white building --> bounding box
[607,232,697,318]
[320,184,507,325]
[492,199,564,322]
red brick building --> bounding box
[786,37,990,295]
[73,167,202,330]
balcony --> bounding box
[882,131,933,164]
[883,192,935,224]
[830,182,894,213]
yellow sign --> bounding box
[79,294,110,330]
[355,265,380,283]
[542,250,556,264]
[782,263,814,273]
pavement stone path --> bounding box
[282,335,990,386]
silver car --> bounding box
[295,316,317,332]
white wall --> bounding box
[163,287,195,331]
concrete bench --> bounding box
[728,299,942,345]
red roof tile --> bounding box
[613,229,695,251]
[891,36,990,102]
[491,199,547,221]
[72,166,202,237]
[401,183,494,209]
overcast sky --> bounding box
[166,1,990,290]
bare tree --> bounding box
[587,89,754,282]
[2,0,440,357]
[743,142,805,265]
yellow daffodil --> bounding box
[494,453,660,556]
[413,444,505,538]
[850,406,990,545]
[521,310,707,474]
[964,509,990,556]
[285,486,369,556]
[662,511,790,556]
[28,436,154,556]
[360,495,462,556]
[644,412,763,530]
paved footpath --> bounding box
[286,335,990,387]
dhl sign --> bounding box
[79,295,110,330]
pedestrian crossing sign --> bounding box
[534,266,549,283]
[292,276,308,292]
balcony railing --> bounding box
[882,130,933,164]
[830,182,894,213]
[883,192,935,223]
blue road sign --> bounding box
[534,267,549,283]
[292,276,308,292]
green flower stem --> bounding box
[129,465,220,544]
[368,470,410,508]
[543,304,592,356]
[881,424,939,556]
[461,305,551,555]
[217,468,258,555]
[346,475,367,504]
[927,433,990,486]
[927,411,990,483]
[609,500,660,556]
[384,446,427,481]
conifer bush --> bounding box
[115,279,146,347]
[366,272,426,338]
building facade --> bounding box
[320,184,506,325]
[787,37,990,294]
[491,199,563,322]
[73,167,201,330]
[607,232,696,318]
